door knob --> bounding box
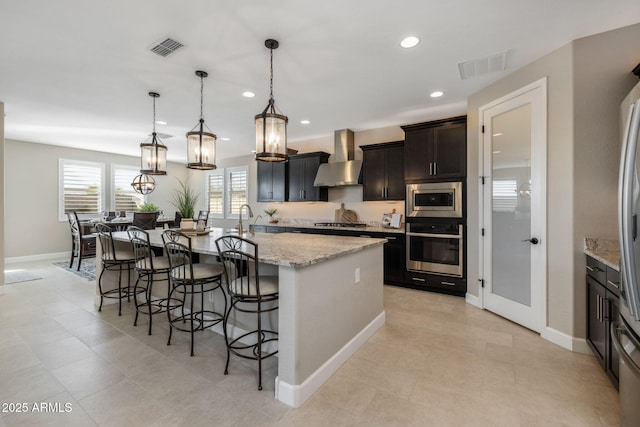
[522,237,539,244]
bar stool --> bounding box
[127,226,180,335]
[95,223,139,316]
[163,230,227,356]
[215,235,279,390]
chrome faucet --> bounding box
[237,204,254,235]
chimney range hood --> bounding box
[313,129,362,187]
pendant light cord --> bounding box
[152,96,157,134]
[269,47,274,102]
[200,74,204,119]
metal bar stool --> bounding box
[163,230,227,356]
[215,235,279,390]
[127,226,180,335]
[95,223,139,316]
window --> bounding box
[207,170,224,218]
[227,166,248,217]
[206,166,248,219]
[492,179,518,212]
[112,165,144,212]
[59,159,105,220]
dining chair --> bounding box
[163,230,227,356]
[215,235,279,390]
[132,211,158,230]
[66,212,97,271]
[196,210,210,226]
[95,223,138,316]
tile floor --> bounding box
[0,259,619,426]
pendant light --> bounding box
[131,173,156,195]
[255,39,288,162]
[140,92,168,175]
[186,70,216,170]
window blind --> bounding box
[208,172,224,216]
[113,167,144,212]
[227,168,247,216]
[62,160,104,215]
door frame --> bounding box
[478,77,547,333]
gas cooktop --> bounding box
[314,222,368,228]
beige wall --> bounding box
[467,22,640,339]
[4,139,200,259]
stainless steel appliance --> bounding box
[406,221,463,277]
[406,181,462,218]
[616,76,640,426]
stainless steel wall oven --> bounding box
[406,220,464,277]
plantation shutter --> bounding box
[113,167,144,212]
[62,160,104,215]
[492,179,518,212]
[227,167,248,216]
[208,172,224,216]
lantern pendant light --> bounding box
[186,70,216,170]
[139,92,168,175]
[255,39,288,162]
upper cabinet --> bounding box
[257,161,287,202]
[361,141,405,201]
[287,152,330,202]
[402,116,467,182]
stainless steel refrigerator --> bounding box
[616,77,640,426]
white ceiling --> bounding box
[2,1,640,163]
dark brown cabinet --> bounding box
[288,152,329,202]
[257,161,287,202]
[361,141,404,201]
[586,255,620,388]
[402,116,466,182]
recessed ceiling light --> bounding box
[242,91,256,98]
[493,150,502,154]
[300,120,310,125]
[220,137,230,141]
[492,132,503,137]
[155,120,167,125]
[430,91,444,98]
[400,36,420,48]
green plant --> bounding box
[138,202,160,212]
[264,208,278,217]
[171,178,199,219]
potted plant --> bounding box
[171,178,199,229]
[137,202,160,213]
[264,208,279,223]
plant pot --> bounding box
[180,219,194,230]
[268,218,279,224]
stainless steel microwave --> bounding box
[406,181,463,218]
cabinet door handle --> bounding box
[440,281,455,286]
[607,279,620,289]
[604,298,610,321]
[586,265,594,272]
[411,277,426,282]
[433,162,437,175]
[596,294,601,321]
[428,162,433,175]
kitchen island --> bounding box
[95,228,386,407]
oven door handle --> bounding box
[407,232,462,239]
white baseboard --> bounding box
[541,326,573,351]
[465,292,482,308]
[5,251,70,264]
[275,310,386,408]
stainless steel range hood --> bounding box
[313,129,362,187]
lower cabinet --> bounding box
[404,270,466,297]
[586,256,620,388]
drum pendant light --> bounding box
[186,70,216,170]
[139,92,168,175]
[255,39,288,162]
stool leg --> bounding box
[132,276,141,326]
[167,284,175,347]
[224,299,233,375]
[97,263,106,312]
[117,263,123,316]
[257,300,263,391]
[147,274,153,335]
[190,286,195,357]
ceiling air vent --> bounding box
[458,50,509,80]
[150,38,184,57]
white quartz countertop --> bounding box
[122,228,386,269]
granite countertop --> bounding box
[134,228,387,269]
[253,222,405,234]
[584,238,620,270]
